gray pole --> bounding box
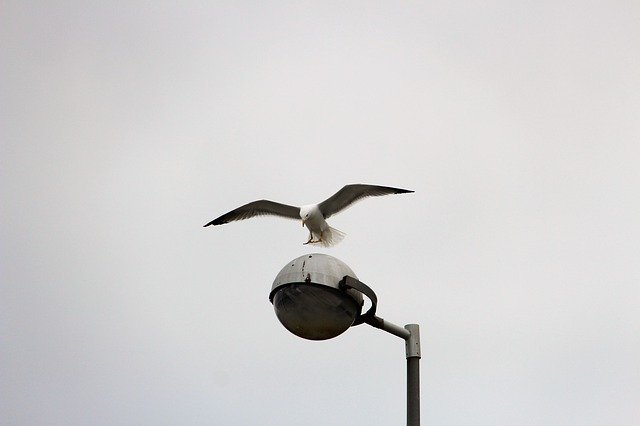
[364,317,421,425]
[339,278,421,425]
[405,324,421,426]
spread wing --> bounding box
[318,184,414,219]
[204,200,300,226]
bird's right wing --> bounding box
[318,184,414,219]
[204,200,300,226]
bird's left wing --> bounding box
[204,200,300,226]
[318,184,414,219]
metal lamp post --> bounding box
[269,253,421,426]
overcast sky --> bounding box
[2,2,639,425]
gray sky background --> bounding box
[2,2,639,425]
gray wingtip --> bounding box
[388,187,414,194]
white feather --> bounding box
[308,226,346,247]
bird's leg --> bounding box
[303,232,314,245]
[304,230,324,245]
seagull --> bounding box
[204,184,414,247]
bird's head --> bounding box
[300,206,312,227]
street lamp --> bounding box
[269,253,422,426]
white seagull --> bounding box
[204,184,414,247]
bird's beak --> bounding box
[302,220,305,227]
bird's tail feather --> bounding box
[312,226,345,247]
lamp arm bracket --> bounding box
[339,275,378,325]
